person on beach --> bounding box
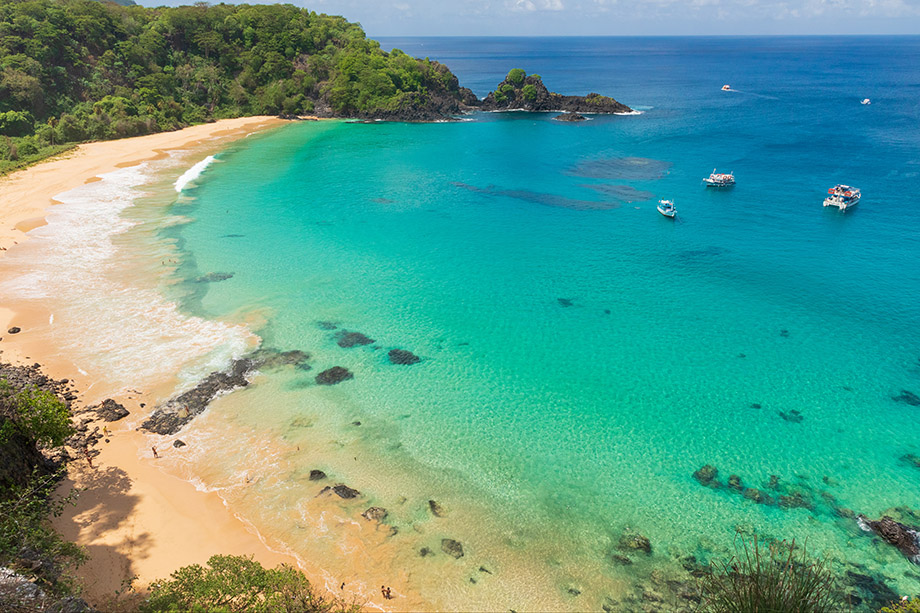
[380,586,386,599]
[385,587,392,599]
[152,446,159,459]
[102,425,109,436]
[83,446,93,468]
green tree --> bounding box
[0,380,73,448]
[522,83,537,102]
[506,67,525,86]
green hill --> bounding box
[0,0,475,170]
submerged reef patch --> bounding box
[453,182,619,211]
[570,156,673,181]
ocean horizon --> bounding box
[6,35,920,610]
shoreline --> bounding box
[0,117,357,607]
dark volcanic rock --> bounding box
[858,515,920,559]
[441,538,464,559]
[419,547,434,557]
[335,331,375,348]
[693,464,719,487]
[316,366,353,385]
[778,491,815,511]
[92,399,129,422]
[317,321,338,331]
[728,474,743,491]
[140,358,253,435]
[195,272,234,283]
[609,554,633,566]
[742,488,774,505]
[901,454,920,469]
[555,112,586,122]
[362,507,388,522]
[778,409,804,423]
[251,348,311,370]
[618,530,652,554]
[557,298,574,307]
[428,499,446,517]
[845,570,901,610]
[7,326,21,334]
[309,469,327,481]
[388,349,420,365]
[172,439,186,448]
[332,484,360,499]
[480,71,632,115]
[893,390,920,406]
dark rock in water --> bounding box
[316,367,353,385]
[7,326,21,334]
[858,515,920,559]
[602,597,617,613]
[893,390,920,406]
[195,272,234,283]
[750,403,761,409]
[618,530,652,554]
[604,309,611,315]
[778,491,814,511]
[441,538,464,559]
[309,469,327,481]
[351,421,362,426]
[332,484,360,499]
[693,464,719,487]
[844,570,901,610]
[768,475,780,489]
[93,399,129,422]
[567,587,582,596]
[609,554,633,566]
[140,358,253,435]
[172,439,186,449]
[469,577,477,584]
[901,454,920,469]
[251,348,310,370]
[728,474,743,491]
[389,349,421,365]
[558,298,574,307]
[836,506,856,519]
[428,499,446,517]
[221,234,245,238]
[780,329,790,337]
[555,112,586,122]
[317,321,338,331]
[479,566,492,574]
[680,555,709,578]
[419,547,434,557]
[361,507,388,521]
[738,353,747,358]
[778,409,804,423]
[335,330,375,348]
[742,488,774,505]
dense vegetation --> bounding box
[140,555,361,613]
[0,379,83,601]
[0,0,475,172]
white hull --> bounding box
[824,196,860,210]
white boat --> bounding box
[721,85,731,91]
[703,169,735,187]
[823,185,861,211]
[861,98,871,105]
[657,199,677,218]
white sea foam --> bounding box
[0,158,256,397]
[174,155,215,193]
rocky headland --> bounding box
[478,69,633,115]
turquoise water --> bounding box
[161,38,920,610]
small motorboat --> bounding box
[703,169,735,187]
[823,185,861,211]
[861,98,871,105]
[721,85,731,91]
[657,199,677,218]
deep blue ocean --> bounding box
[152,37,920,610]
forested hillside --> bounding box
[0,0,476,170]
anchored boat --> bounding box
[823,185,861,211]
[721,85,731,91]
[703,169,735,187]
[861,98,871,105]
[657,199,677,218]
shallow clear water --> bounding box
[18,36,920,610]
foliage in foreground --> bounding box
[881,598,920,613]
[140,555,362,613]
[0,380,74,448]
[697,535,839,613]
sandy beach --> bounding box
[0,117,333,607]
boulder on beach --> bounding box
[388,349,420,365]
[362,507,388,522]
[172,439,186,448]
[93,399,129,422]
[309,469,327,481]
[441,538,464,559]
[427,499,448,517]
[332,484,360,499]
[7,327,21,334]
[617,529,652,554]
[316,367,353,385]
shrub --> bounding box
[697,535,839,613]
[140,555,361,613]
[522,84,537,102]
[506,68,525,86]
[0,380,73,448]
[882,598,920,613]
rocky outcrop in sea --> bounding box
[479,71,632,115]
